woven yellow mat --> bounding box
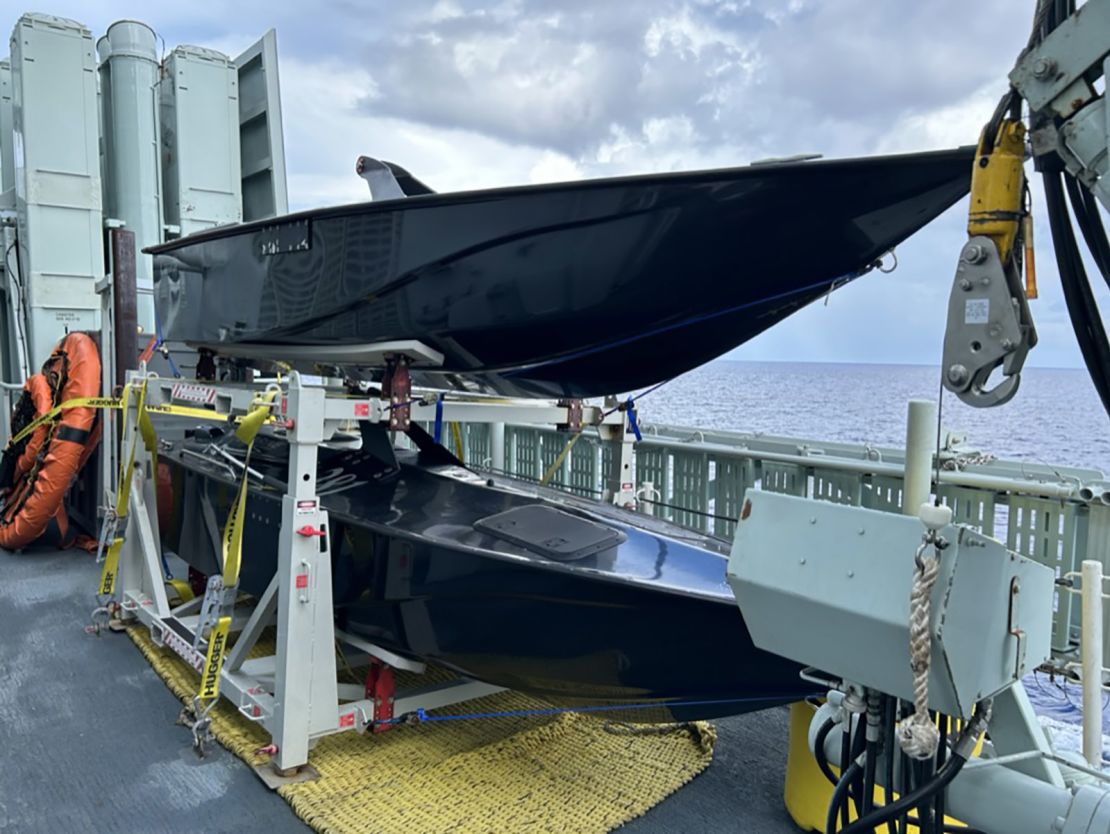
[128,627,716,834]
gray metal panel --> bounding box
[711,456,754,539]
[159,45,242,236]
[100,20,163,337]
[10,13,103,366]
[728,492,1055,717]
[0,58,12,198]
[760,461,807,497]
[1007,495,1083,652]
[235,29,288,221]
[862,474,903,513]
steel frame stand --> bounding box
[104,368,505,778]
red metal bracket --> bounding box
[364,660,396,733]
[383,355,412,432]
[556,398,583,433]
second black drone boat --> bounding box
[150,147,973,398]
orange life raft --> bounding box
[0,333,102,550]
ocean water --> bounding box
[634,361,1110,477]
[637,360,1109,767]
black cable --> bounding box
[814,718,839,786]
[862,736,878,817]
[826,760,863,834]
[935,715,949,834]
[899,701,912,834]
[917,756,937,834]
[839,754,969,834]
[637,497,736,523]
[1070,179,1110,292]
[839,719,854,829]
[1043,171,1110,417]
[849,716,867,826]
[4,237,31,376]
[883,697,900,834]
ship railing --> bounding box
[435,417,1110,681]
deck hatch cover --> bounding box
[474,504,625,561]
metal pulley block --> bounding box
[942,236,1037,408]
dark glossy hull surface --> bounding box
[151,148,973,397]
[164,443,809,720]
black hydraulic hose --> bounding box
[825,760,863,834]
[839,754,969,834]
[814,718,839,786]
[1070,180,1110,292]
[839,718,854,828]
[934,715,949,834]
[1043,171,1110,417]
[862,737,878,817]
[917,757,938,834]
[882,697,900,834]
[849,714,868,827]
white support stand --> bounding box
[98,364,626,777]
[271,378,337,771]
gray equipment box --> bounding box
[727,492,1054,717]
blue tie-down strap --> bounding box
[433,394,445,444]
[376,693,820,728]
[626,397,643,442]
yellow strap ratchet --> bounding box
[220,390,278,589]
[198,615,232,701]
[99,382,148,596]
[200,390,279,705]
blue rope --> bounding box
[502,272,861,377]
[376,692,819,726]
[626,397,642,442]
[152,309,182,378]
[433,393,444,443]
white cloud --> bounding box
[13,0,1100,371]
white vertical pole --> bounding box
[903,399,936,516]
[491,422,505,473]
[1081,559,1105,769]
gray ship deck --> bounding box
[0,546,801,833]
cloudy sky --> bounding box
[16,0,1109,368]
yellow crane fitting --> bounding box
[967,119,1026,263]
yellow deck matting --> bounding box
[128,626,716,833]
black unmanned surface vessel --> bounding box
[150,146,973,398]
[162,434,811,721]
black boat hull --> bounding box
[151,147,973,397]
[163,442,809,720]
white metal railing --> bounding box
[441,415,1110,678]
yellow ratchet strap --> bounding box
[220,391,278,590]
[99,382,147,596]
[540,431,583,486]
[201,390,278,704]
[7,396,123,448]
[198,615,232,701]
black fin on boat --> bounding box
[404,422,465,468]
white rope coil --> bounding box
[898,541,942,759]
